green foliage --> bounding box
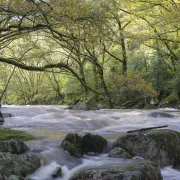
[108,71,157,107]
[0,0,180,108]
[162,91,179,105]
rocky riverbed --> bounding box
[1,105,180,179]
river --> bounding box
[1,105,180,180]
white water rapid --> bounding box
[1,105,180,180]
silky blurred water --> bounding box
[1,105,180,180]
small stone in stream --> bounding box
[51,167,62,178]
[108,147,132,159]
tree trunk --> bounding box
[116,17,128,75]
[97,65,113,108]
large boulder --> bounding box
[0,139,28,154]
[116,129,180,167]
[61,133,107,157]
[70,161,162,180]
[0,152,40,179]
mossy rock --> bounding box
[116,129,180,167]
[0,152,40,179]
[69,161,162,180]
[60,133,83,157]
[0,128,34,141]
[61,133,107,157]
[0,139,28,154]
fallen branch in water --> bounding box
[127,125,168,133]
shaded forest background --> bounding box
[0,0,180,109]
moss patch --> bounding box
[0,128,34,141]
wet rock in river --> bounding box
[0,139,28,154]
[0,111,4,125]
[117,129,180,167]
[0,152,40,179]
[51,167,62,178]
[60,133,107,157]
[108,147,132,159]
[0,111,14,125]
[70,161,162,180]
[2,113,14,118]
[148,112,174,118]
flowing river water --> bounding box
[1,105,180,180]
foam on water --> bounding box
[29,155,147,180]
[28,161,60,180]
[161,166,180,180]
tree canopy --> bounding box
[0,0,180,108]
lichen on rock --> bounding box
[0,152,40,179]
[0,139,28,154]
